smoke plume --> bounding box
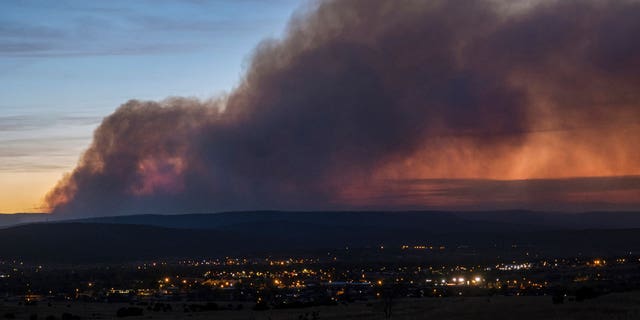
[46,0,640,216]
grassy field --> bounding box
[2,292,640,319]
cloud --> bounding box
[349,176,640,212]
[0,114,99,172]
[45,0,640,216]
[0,114,101,132]
[0,0,300,58]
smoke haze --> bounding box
[46,0,640,216]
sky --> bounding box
[0,0,303,213]
[3,0,640,216]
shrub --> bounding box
[552,294,564,304]
[61,313,80,320]
[253,301,270,311]
[116,307,144,318]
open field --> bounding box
[2,291,640,320]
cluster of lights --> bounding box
[589,259,606,266]
[497,263,532,271]
[401,245,435,250]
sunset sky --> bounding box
[1,0,302,213]
[3,0,640,216]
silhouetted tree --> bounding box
[382,285,398,319]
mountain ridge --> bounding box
[2,213,640,263]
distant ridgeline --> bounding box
[0,210,639,263]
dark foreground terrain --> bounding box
[1,292,640,320]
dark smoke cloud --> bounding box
[47,0,640,216]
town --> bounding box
[2,248,639,313]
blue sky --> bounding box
[0,0,305,212]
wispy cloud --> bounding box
[0,0,301,58]
[350,177,640,212]
[0,135,89,172]
[0,114,101,131]
[0,113,97,172]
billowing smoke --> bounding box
[47,0,640,216]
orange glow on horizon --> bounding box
[0,171,61,214]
